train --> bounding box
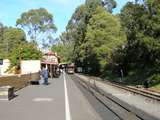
[59,63,75,74]
[66,63,75,74]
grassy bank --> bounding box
[151,83,160,92]
[101,70,160,91]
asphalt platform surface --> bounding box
[0,72,119,120]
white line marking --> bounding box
[0,99,8,101]
[63,72,72,120]
[33,98,53,102]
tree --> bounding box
[0,22,4,57]
[66,4,88,65]
[0,22,4,40]
[0,27,26,58]
[66,0,117,68]
[120,1,160,68]
[51,32,74,63]
[9,42,42,67]
[83,6,126,74]
[117,0,160,84]
[51,43,72,63]
[16,8,57,49]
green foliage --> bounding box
[51,42,74,63]
[49,0,160,86]
[0,23,42,70]
[0,27,26,58]
[9,42,42,67]
[148,74,160,85]
[110,0,160,84]
[0,22,4,58]
[83,6,126,74]
[122,1,160,67]
[151,83,160,90]
[0,22,3,39]
[66,0,117,71]
[16,8,57,49]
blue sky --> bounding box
[0,0,133,38]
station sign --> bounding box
[42,55,58,64]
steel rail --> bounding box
[75,75,160,120]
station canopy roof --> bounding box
[41,51,59,65]
[46,51,55,56]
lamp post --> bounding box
[85,47,89,74]
[0,24,3,76]
[120,69,123,82]
[19,47,23,74]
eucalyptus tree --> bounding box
[83,6,126,74]
[16,8,57,49]
[0,22,3,38]
[66,0,117,66]
[0,23,4,58]
[0,22,4,45]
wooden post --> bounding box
[50,64,53,79]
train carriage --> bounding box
[67,63,75,74]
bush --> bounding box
[148,74,160,86]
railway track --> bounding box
[90,76,160,101]
[74,74,160,120]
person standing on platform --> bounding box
[42,66,49,85]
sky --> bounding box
[0,0,134,38]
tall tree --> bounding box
[0,22,4,57]
[0,27,26,58]
[117,0,160,83]
[16,8,57,49]
[0,22,4,40]
[83,6,126,74]
[66,0,117,66]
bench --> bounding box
[29,80,40,85]
[0,86,15,100]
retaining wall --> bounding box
[0,73,40,91]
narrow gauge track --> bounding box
[74,75,160,120]
[90,76,160,101]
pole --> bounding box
[120,69,123,82]
[19,47,22,74]
[0,66,1,76]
